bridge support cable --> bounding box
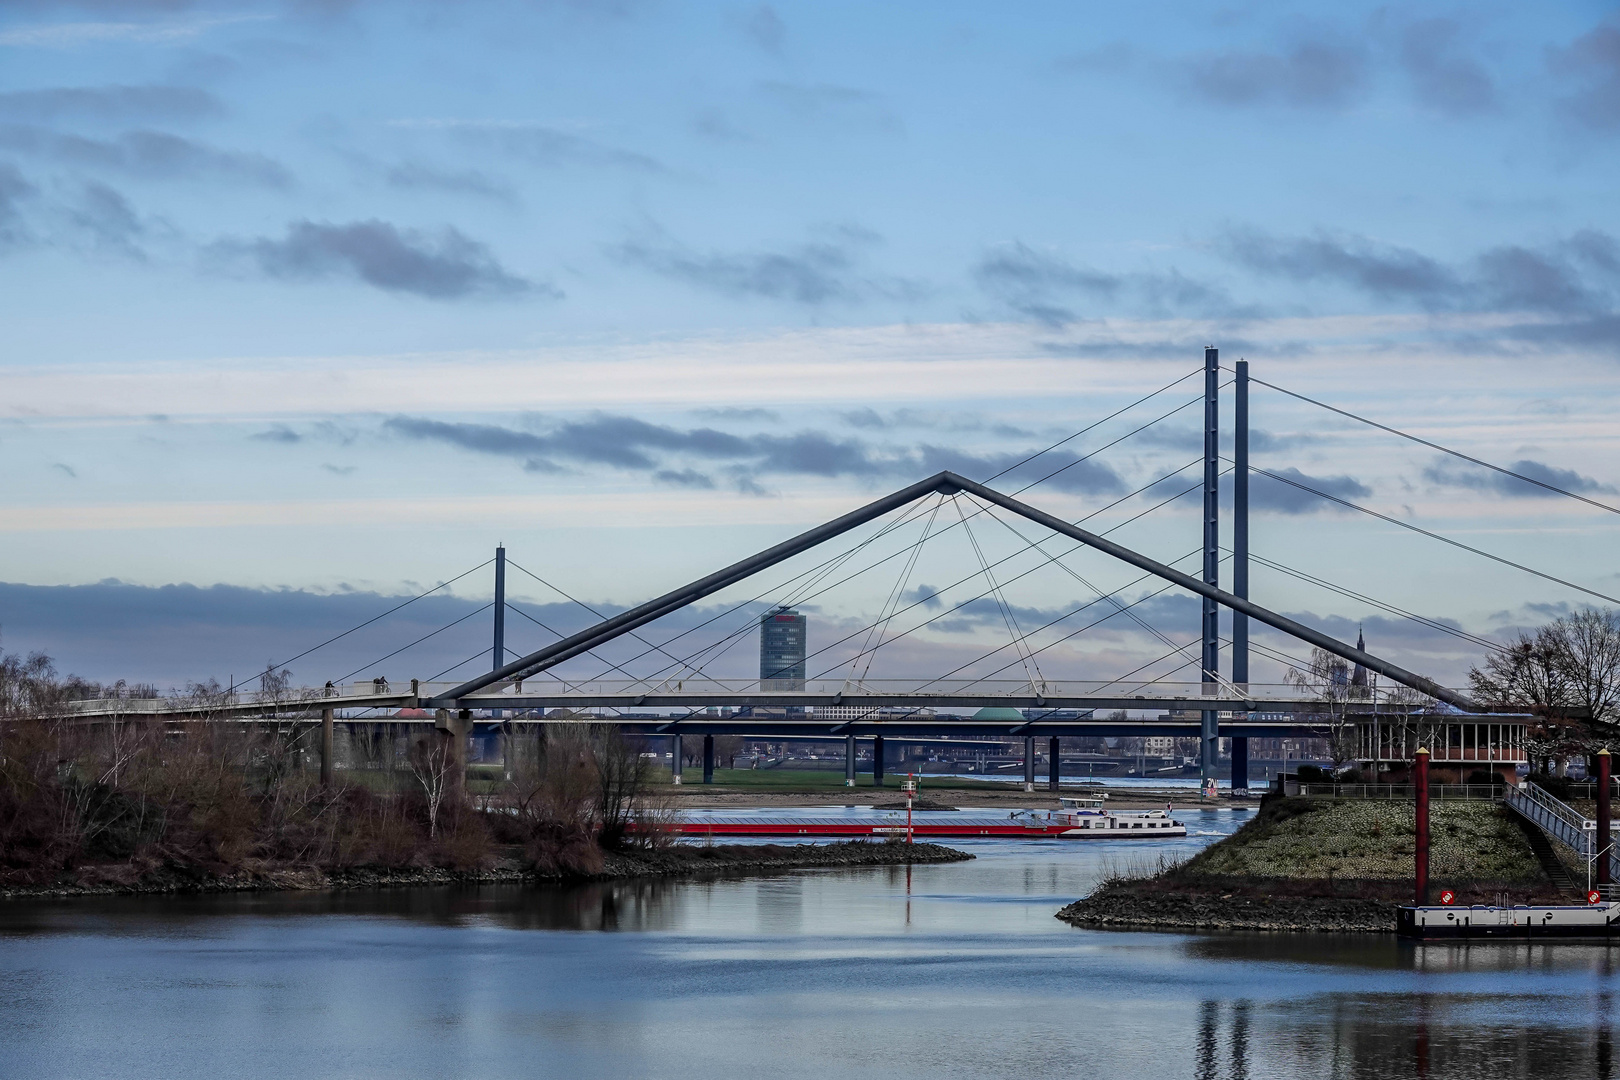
[800,474,1219,689]
[953,497,1046,693]
[977,502,1245,698]
[573,491,949,687]
[326,601,495,688]
[984,366,1204,485]
[951,556,1230,698]
[1250,375,1620,518]
[1239,550,1504,654]
[583,453,1208,692]
[846,494,949,687]
[236,557,495,693]
[434,469,1473,711]
[941,472,1475,710]
[1242,461,1620,609]
[503,600,676,692]
[506,557,748,682]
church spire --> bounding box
[1351,626,1368,689]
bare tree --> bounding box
[1285,647,1375,765]
[592,724,652,848]
[408,733,456,839]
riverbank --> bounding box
[1057,796,1561,933]
[0,840,973,900]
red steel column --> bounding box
[1414,746,1430,905]
[1599,748,1612,889]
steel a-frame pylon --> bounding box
[426,470,1475,713]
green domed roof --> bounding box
[971,707,1025,721]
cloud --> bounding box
[974,241,1240,325]
[740,5,785,54]
[692,406,779,422]
[0,15,267,48]
[1218,227,1620,322]
[1552,20,1620,131]
[226,219,545,300]
[399,119,665,174]
[0,161,36,247]
[612,226,917,306]
[381,413,1129,494]
[50,462,76,478]
[1185,37,1368,109]
[1249,467,1371,514]
[66,180,144,256]
[1422,457,1617,498]
[321,463,357,476]
[757,81,898,129]
[0,84,223,122]
[0,125,291,187]
[251,424,302,444]
[1216,227,1455,304]
[1397,18,1495,117]
[383,162,517,204]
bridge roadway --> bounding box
[55,677,1444,739]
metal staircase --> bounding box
[1503,782,1619,890]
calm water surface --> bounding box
[1,807,1615,1079]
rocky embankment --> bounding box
[1058,796,1560,934]
[1058,883,1398,933]
[2,840,972,900]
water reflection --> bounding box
[2,811,1615,1080]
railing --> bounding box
[1291,783,1505,800]
[1503,782,1620,886]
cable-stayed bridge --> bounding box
[57,348,1613,788]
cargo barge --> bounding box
[666,797,1187,840]
[1398,900,1620,939]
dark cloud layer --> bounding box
[1186,37,1368,109]
[1553,20,1620,131]
[1423,457,1617,498]
[0,85,223,123]
[381,413,1129,495]
[1217,227,1620,323]
[613,226,916,306]
[1248,467,1372,514]
[228,219,543,299]
[0,125,290,187]
[974,242,1240,325]
[1398,18,1496,117]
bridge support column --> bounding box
[1200,345,1221,787]
[1599,749,1612,890]
[1414,746,1429,904]
[845,735,856,787]
[433,709,471,801]
[873,735,885,786]
[1048,736,1060,792]
[702,734,714,784]
[320,707,334,787]
[1023,736,1035,792]
[671,734,682,785]
[1231,734,1249,793]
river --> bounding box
[0,807,1614,1079]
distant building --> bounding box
[760,607,806,690]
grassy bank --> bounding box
[1058,796,1562,933]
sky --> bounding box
[2,0,1620,695]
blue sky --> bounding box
[2,0,1620,692]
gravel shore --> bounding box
[1,841,972,900]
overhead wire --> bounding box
[1243,460,1620,607]
[237,558,495,691]
[1249,374,1620,517]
